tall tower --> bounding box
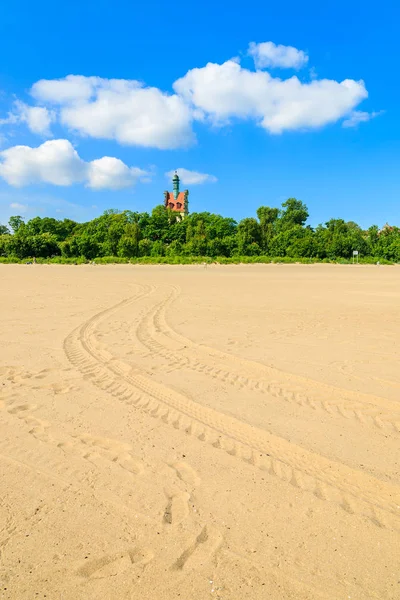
[173,171,180,199]
[163,171,189,219]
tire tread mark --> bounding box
[135,286,400,433]
[63,286,400,531]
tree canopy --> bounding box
[0,200,399,262]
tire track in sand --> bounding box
[64,285,400,531]
[133,285,400,434]
[0,376,144,479]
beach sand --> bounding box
[1,263,399,599]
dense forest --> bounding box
[1,199,399,263]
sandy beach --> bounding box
[1,263,399,599]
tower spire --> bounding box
[172,170,180,199]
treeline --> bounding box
[0,199,399,263]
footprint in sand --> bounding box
[77,547,154,579]
[1,366,79,396]
[172,525,223,571]
[73,433,144,475]
[170,462,201,487]
[0,366,29,385]
[162,462,201,526]
[163,488,190,525]
[24,416,53,442]
[6,403,53,443]
[7,402,37,415]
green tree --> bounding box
[76,234,100,259]
[31,233,60,257]
[118,223,141,258]
[9,215,25,233]
[278,199,309,230]
[0,235,12,256]
[144,206,171,242]
[237,218,261,255]
[256,206,279,252]
[151,240,165,256]
[166,240,183,257]
[138,238,152,257]
[1,197,399,263]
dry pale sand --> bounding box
[1,264,400,600]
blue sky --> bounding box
[0,0,398,228]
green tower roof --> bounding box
[172,171,180,199]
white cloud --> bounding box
[174,60,368,134]
[10,202,28,212]
[88,157,148,190]
[0,139,149,190]
[13,101,54,135]
[31,75,100,104]
[0,44,374,148]
[342,110,383,128]
[31,75,194,149]
[166,168,217,185]
[248,41,308,70]
[0,139,85,187]
[21,104,54,135]
[0,101,54,135]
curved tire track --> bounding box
[135,285,400,434]
[64,285,400,531]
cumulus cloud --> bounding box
[166,168,217,185]
[0,139,86,187]
[342,110,383,128]
[0,101,54,135]
[248,41,309,70]
[0,139,149,190]
[88,157,148,190]
[174,60,368,133]
[0,43,375,146]
[31,75,194,149]
[31,75,100,104]
[13,101,55,135]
